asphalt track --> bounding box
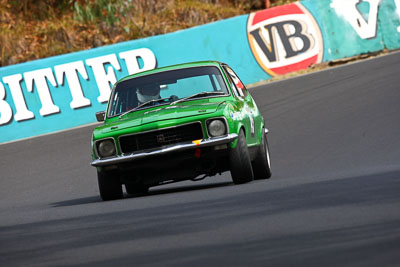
[1,51,400,267]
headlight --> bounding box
[97,139,116,158]
[208,119,227,137]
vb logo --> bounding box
[247,3,323,76]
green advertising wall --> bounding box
[303,0,400,59]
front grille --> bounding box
[119,122,203,154]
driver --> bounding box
[137,83,161,104]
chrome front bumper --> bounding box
[91,133,238,167]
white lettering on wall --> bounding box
[0,47,158,127]
[86,54,121,103]
[0,82,13,125]
[119,48,157,75]
[54,61,91,109]
[395,0,400,32]
[2,74,35,121]
[330,0,382,39]
[24,68,60,116]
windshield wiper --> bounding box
[170,91,225,105]
[119,97,170,118]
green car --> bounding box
[91,61,271,200]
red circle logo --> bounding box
[247,3,323,76]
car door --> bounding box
[223,65,261,146]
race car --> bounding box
[91,61,271,200]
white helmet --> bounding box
[137,84,160,103]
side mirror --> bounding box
[96,111,105,122]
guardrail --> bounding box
[1,0,399,143]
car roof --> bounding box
[119,61,226,82]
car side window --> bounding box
[224,66,248,98]
[223,69,240,97]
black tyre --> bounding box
[125,183,149,195]
[229,129,254,184]
[252,130,272,179]
[97,170,123,201]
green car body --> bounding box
[91,61,271,200]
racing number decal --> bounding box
[245,105,255,137]
[225,66,255,137]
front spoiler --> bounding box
[91,133,238,167]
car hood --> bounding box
[99,101,225,133]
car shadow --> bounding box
[126,181,234,199]
[51,196,103,207]
[51,181,233,207]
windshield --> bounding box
[108,66,229,117]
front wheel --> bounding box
[252,129,272,179]
[229,129,254,184]
[97,170,123,201]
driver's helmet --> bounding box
[137,83,160,103]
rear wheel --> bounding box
[252,129,272,179]
[125,183,149,195]
[229,129,254,184]
[97,170,123,201]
